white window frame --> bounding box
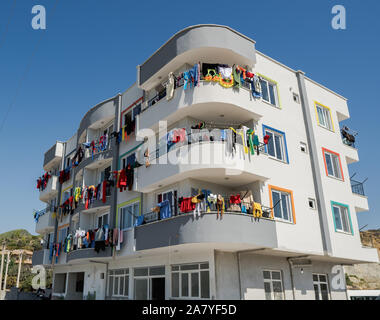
[119,202,140,231]
[332,204,351,234]
[171,262,210,300]
[265,128,287,162]
[133,266,166,300]
[108,268,129,298]
[271,189,293,223]
[316,104,333,131]
[263,270,285,300]
[260,77,279,107]
[313,273,330,300]
[324,150,343,180]
[97,212,109,228]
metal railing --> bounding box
[351,179,365,196]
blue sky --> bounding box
[0,0,379,234]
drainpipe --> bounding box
[287,255,309,300]
[236,248,267,300]
[89,260,109,300]
[296,71,332,256]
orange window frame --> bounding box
[322,147,344,181]
[120,97,143,128]
[268,185,296,224]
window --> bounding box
[171,262,210,299]
[57,227,68,242]
[263,270,284,300]
[313,274,329,300]
[300,142,308,154]
[308,198,316,210]
[260,77,279,106]
[120,202,140,230]
[331,202,352,234]
[157,189,177,216]
[108,269,129,298]
[322,148,343,180]
[133,266,165,300]
[315,103,333,131]
[269,186,295,223]
[122,153,136,169]
[97,213,109,228]
[263,126,288,163]
[100,166,111,182]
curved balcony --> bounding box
[39,175,59,202]
[134,212,277,252]
[138,24,256,90]
[135,141,270,193]
[139,80,263,132]
[73,148,113,176]
[78,96,117,139]
[35,209,55,234]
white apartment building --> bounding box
[32,25,378,300]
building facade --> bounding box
[32,25,378,300]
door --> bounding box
[134,278,148,300]
[151,277,165,300]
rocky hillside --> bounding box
[345,229,380,290]
[0,229,42,251]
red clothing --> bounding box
[117,169,127,192]
[230,195,241,204]
[180,197,196,213]
[264,134,270,145]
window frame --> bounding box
[262,269,285,300]
[315,102,334,131]
[269,185,296,224]
[322,148,344,181]
[331,201,353,235]
[108,268,129,299]
[119,201,140,231]
[263,125,289,163]
[133,266,166,300]
[258,74,280,108]
[312,273,330,300]
[170,262,210,300]
[97,212,109,228]
[120,97,143,134]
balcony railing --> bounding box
[351,179,365,196]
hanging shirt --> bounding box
[158,200,172,219]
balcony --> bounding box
[67,247,112,263]
[139,80,263,132]
[43,142,64,171]
[351,179,369,212]
[32,249,51,266]
[39,175,59,202]
[135,138,270,193]
[35,208,56,234]
[135,212,277,252]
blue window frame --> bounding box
[330,201,353,235]
[262,125,289,163]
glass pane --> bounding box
[200,263,209,270]
[313,274,318,282]
[261,80,269,102]
[172,266,179,271]
[333,206,343,231]
[319,275,327,283]
[323,108,332,130]
[150,266,165,276]
[320,284,329,300]
[125,276,129,296]
[272,281,283,300]
[119,276,124,296]
[109,276,113,296]
[325,153,334,176]
[266,131,275,157]
[281,194,289,221]
[332,155,341,179]
[191,273,199,297]
[134,268,148,277]
[317,106,326,127]
[269,83,276,105]
[263,271,271,280]
[274,134,284,161]
[181,273,189,297]
[264,282,272,300]
[271,271,281,280]
[134,279,148,300]
[314,284,320,300]
[340,207,350,233]
[272,191,282,219]
[114,276,119,295]
[200,271,210,299]
[180,264,199,271]
[172,273,179,297]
